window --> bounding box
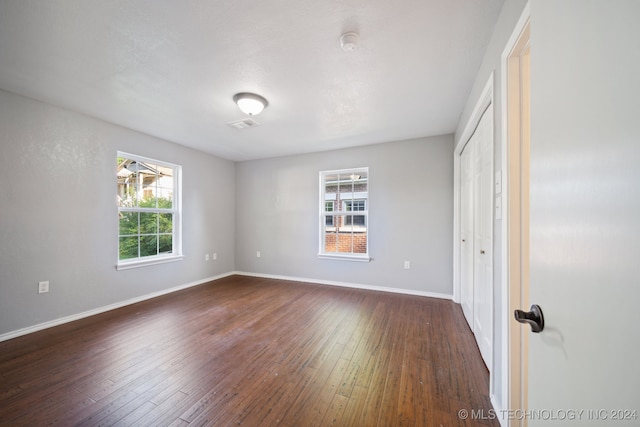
[319,167,369,261]
[116,152,182,269]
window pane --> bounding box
[157,166,174,207]
[324,228,338,253]
[139,195,157,209]
[119,212,138,235]
[140,213,158,234]
[325,174,338,197]
[140,235,158,257]
[117,180,138,207]
[159,213,173,233]
[325,214,334,227]
[159,234,172,254]
[157,191,173,209]
[337,232,353,253]
[344,215,367,227]
[119,236,139,260]
[352,233,367,254]
[342,215,353,230]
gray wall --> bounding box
[453,0,528,408]
[235,135,454,295]
[0,90,235,336]
[1,90,455,338]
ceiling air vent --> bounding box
[227,118,260,129]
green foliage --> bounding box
[118,196,173,260]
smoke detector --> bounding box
[340,32,359,51]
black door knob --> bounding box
[514,304,544,333]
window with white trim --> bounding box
[117,152,182,269]
[319,167,369,261]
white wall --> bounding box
[528,0,640,420]
[454,0,528,409]
[0,90,236,336]
[235,135,454,296]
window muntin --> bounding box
[117,153,182,268]
[319,168,369,261]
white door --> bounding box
[526,1,640,424]
[459,103,494,368]
[460,138,474,327]
[473,103,493,367]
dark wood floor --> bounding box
[0,275,497,426]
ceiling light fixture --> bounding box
[233,92,268,116]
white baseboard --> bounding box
[0,272,234,343]
[491,393,507,427]
[234,271,453,300]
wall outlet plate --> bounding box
[38,281,49,294]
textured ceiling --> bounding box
[0,0,504,161]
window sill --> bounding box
[317,253,371,263]
[116,255,184,270]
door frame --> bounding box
[499,3,530,424]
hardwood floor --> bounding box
[0,275,497,426]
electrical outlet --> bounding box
[205,253,210,261]
[257,251,261,258]
[38,281,49,294]
[212,253,217,260]
[404,261,411,270]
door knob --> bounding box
[514,304,544,333]
[480,250,485,254]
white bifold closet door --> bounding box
[460,103,493,369]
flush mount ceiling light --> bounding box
[233,92,268,116]
[340,32,359,51]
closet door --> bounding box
[460,138,475,328]
[473,104,493,367]
[459,103,493,369]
